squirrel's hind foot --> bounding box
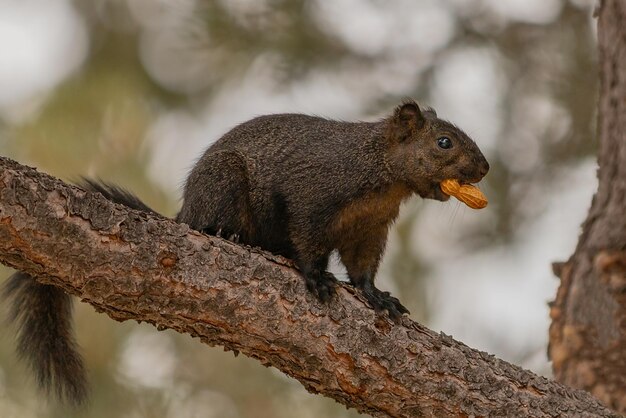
[304,270,337,303]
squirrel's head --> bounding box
[385,100,489,202]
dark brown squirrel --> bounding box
[2,99,489,405]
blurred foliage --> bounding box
[199,0,355,80]
[0,0,597,417]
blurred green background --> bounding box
[0,0,598,417]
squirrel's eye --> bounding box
[437,137,452,149]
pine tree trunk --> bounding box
[549,0,626,413]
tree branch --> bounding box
[0,156,617,418]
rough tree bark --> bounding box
[0,158,619,418]
[549,0,626,414]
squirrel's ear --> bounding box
[390,101,426,141]
[422,106,437,119]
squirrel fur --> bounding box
[2,100,489,405]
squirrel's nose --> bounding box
[478,159,490,178]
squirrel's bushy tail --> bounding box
[3,272,88,405]
[78,179,157,214]
[3,179,156,406]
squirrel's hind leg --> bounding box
[177,151,255,244]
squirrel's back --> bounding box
[210,113,389,186]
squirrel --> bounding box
[2,99,489,405]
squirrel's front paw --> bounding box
[362,289,410,320]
